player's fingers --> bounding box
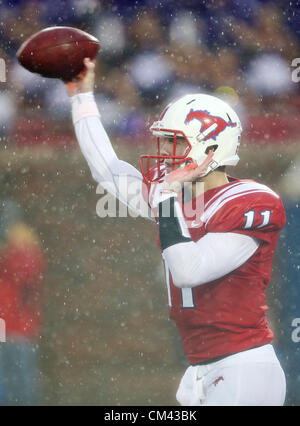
[184,162,198,171]
[84,57,96,70]
[204,150,214,164]
[192,151,214,177]
[197,151,214,171]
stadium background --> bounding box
[0,0,299,405]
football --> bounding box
[16,26,100,81]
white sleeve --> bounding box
[162,232,260,288]
[70,92,152,220]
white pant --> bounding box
[176,345,286,406]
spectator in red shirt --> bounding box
[0,217,45,406]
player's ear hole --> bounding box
[205,145,218,154]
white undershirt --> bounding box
[163,232,260,288]
[70,92,152,219]
[70,92,260,288]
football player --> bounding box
[64,58,286,406]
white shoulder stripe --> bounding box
[204,181,243,209]
[203,182,278,225]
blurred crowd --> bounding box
[0,0,300,146]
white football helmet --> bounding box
[140,93,242,183]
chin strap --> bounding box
[207,160,219,170]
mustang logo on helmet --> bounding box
[184,109,237,142]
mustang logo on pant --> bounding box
[213,376,224,387]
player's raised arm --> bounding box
[64,58,152,220]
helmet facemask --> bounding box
[140,128,193,183]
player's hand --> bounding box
[64,58,95,97]
[162,151,214,193]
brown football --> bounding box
[17,26,100,81]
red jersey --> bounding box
[145,175,286,364]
